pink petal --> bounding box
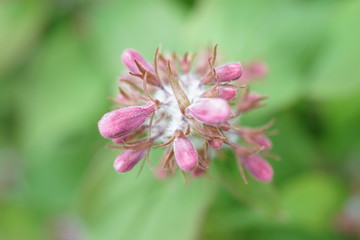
[185,98,232,125]
[242,155,273,182]
[98,102,155,139]
[121,49,154,74]
[208,138,224,149]
[114,149,147,173]
[218,86,237,100]
[253,134,272,151]
[173,137,198,171]
[215,62,243,82]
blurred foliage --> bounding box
[1,0,360,239]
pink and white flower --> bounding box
[98,45,276,182]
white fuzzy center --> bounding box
[153,74,204,140]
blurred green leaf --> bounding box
[281,172,346,231]
[316,89,360,165]
[0,0,358,239]
[0,0,48,78]
[268,111,319,182]
[78,149,216,240]
[0,202,42,240]
[183,0,333,112]
[210,150,282,219]
[17,23,109,213]
[87,0,186,77]
[309,0,360,99]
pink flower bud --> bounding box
[215,62,243,82]
[242,155,273,182]
[114,149,146,173]
[247,61,268,78]
[154,167,170,179]
[192,168,205,178]
[185,98,232,125]
[98,102,155,139]
[122,49,154,74]
[218,86,237,100]
[208,138,224,149]
[241,61,268,82]
[253,134,272,151]
[247,92,262,102]
[173,137,198,171]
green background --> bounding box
[1,0,360,239]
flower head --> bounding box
[98,45,276,182]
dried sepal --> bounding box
[201,85,220,98]
[131,60,162,87]
[118,78,146,96]
[178,52,195,73]
[160,147,174,170]
[201,45,219,84]
[196,46,215,75]
[122,138,154,150]
[154,46,161,78]
[236,156,249,184]
[244,132,272,151]
[167,61,191,114]
[202,124,225,138]
[237,91,267,113]
[122,49,154,74]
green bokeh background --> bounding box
[1,0,360,239]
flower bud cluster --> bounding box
[98,45,275,182]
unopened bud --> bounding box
[242,154,273,182]
[185,98,232,125]
[215,62,243,82]
[247,93,262,102]
[208,138,224,149]
[247,61,268,78]
[253,134,272,151]
[154,167,170,179]
[114,149,146,173]
[192,168,205,178]
[218,86,237,100]
[98,102,155,139]
[122,49,154,74]
[173,137,198,171]
[242,61,268,82]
